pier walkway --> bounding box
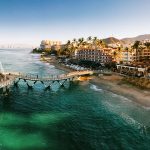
[0,70,93,93]
[18,70,93,81]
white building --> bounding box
[122,51,134,63]
[40,40,61,50]
[108,42,122,48]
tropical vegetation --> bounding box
[58,36,107,57]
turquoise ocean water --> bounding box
[0,49,150,150]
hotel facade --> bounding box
[134,49,150,61]
[75,49,112,63]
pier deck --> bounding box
[0,70,93,92]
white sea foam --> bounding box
[110,92,132,103]
[104,101,116,109]
[90,84,103,92]
[120,113,142,129]
[121,113,148,135]
[141,106,150,110]
[111,93,118,97]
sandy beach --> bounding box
[42,56,150,107]
[90,75,150,107]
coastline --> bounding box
[90,75,150,107]
[41,56,150,107]
[41,56,73,73]
[51,61,73,73]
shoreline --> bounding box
[90,75,150,107]
[41,55,150,107]
[41,56,73,73]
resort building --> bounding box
[107,48,134,64]
[132,48,150,61]
[40,40,62,50]
[139,48,150,60]
[122,51,134,63]
[75,49,112,63]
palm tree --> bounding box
[144,42,150,49]
[138,45,145,61]
[95,39,103,49]
[113,51,118,62]
[144,42,150,60]
[66,40,71,46]
[61,40,72,57]
[93,37,97,44]
[72,38,78,48]
[125,47,129,63]
[87,36,92,42]
[92,37,99,49]
[117,47,123,63]
[86,36,92,49]
[73,38,76,42]
[78,38,84,48]
[78,38,82,44]
[101,40,107,48]
[132,40,141,62]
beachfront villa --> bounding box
[75,49,112,63]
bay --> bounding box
[0,49,150,150]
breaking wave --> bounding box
[90,84,103,92]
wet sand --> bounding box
[90,75,150,107]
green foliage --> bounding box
[50,50,57,55]
[132,41,141,50]
[105,62,117,69]
[58,36,108,58]
[144,42,150,49]
[32,48,42,54]
[78,60,101,69]
[132,41,141,62]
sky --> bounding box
[0,0,150,45]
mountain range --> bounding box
[0,34,150,48]
[103,34,150,46]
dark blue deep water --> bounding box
[0,49,150,150]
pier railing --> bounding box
[17,70,93,81]
[0,70,93,89]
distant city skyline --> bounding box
[0,0,150,46]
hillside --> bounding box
[102,34,150,46]
[102,37,123,45]
[121,34,150,45]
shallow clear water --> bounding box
[0,49,150,150]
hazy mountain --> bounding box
[121,34,150,45]
[103,34,150,46]
[102,37,124,45]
